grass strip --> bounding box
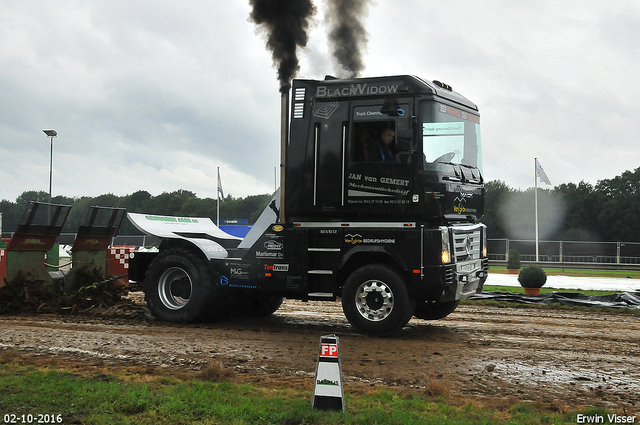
[0,363,602,425]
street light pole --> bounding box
[43,129,57,205]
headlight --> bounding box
[440,226,451,264]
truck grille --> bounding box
[451,225,483,262]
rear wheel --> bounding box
[342,264,415,337]
[413,300,460,320]
[144,247,217,323]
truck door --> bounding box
[346,101,414,217]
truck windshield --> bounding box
[420,101,482,173]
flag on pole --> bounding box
[535,159,551,185]
[217,168,225,201]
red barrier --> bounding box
[107,246,136,287]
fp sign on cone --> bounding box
[312,334,345,411]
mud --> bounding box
[0,295,638,414]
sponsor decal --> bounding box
[320,344,339,358]
[344,234,363,244]
[272,225,284,232]
[362,238,396,244]
[347,173,411,198]
[145,215,199,224]
[220,275,229,286]
[264,264,290,272]
[454,204,467,214]
[448,184,481,215]
[347,198,410,205]
[453,193,472,204]
[317,379,340,386]
[348,183,410,197]
[256,251,284,259]
[344,234,395,244]
[352,104,408,121]
[229,283,257,289]
[348,173,409,187]
[230,267,249,280]
[423,122,465,136]
[355,110,383,118]
[264,240,283,250]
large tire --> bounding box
[342,264,415,337]
[413,300,460,321]
[144,247,217,323]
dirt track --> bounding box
[1,296,638,414]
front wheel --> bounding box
[342,264,415,337]
[144,247,217,323]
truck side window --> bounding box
[352,121,396,162]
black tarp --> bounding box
[468,291,640,310]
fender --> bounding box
[339,244,409,276]
[127,213,241,260]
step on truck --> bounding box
[127,75,488,336]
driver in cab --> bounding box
[369,127,395,162]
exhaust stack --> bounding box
[279,90,289,223]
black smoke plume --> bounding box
[249,0,316,93]
[326,0,370,78]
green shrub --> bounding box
[507,249,521,270]
[518,265,547,288]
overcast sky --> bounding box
[1,0,639,203]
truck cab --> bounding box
[286,75,483,223]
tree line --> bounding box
[484,166,640,242]
[2,166,639,242]
[0,190,273,236]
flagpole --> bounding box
[217,167,220,227]
[534,158,539,262]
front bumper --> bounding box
[440,257,489,302]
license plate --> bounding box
[458,262,478,273]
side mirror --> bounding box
[395,117,413,152]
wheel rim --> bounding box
[355,279,394,321]
[158,267,193,310]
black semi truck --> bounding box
[128,75,488,336]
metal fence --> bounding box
[488,239,640,265]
